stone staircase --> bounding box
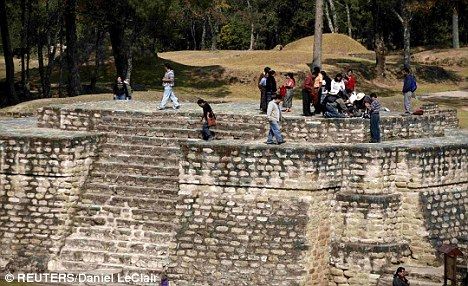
[377,265,445,286]
[49,113,195,281]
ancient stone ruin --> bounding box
[0,101,466,285]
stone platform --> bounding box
[0,101,466,286]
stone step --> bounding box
[58,256,168,274]
[63,237,170,255]
[92,161,179,177]
[84,183,179,198]
[74,226,174,244]
[100,115,191,128]
[74,215,175,232]
[99,146,180,164]
[209,128,262,140]
[95,124,200,139]
[377,274,442,286]
[60,249,169,266]
[104,134,194,147]
[378,264,445,286]
[76,204,176,223]
[88,172,179,189]
[81,193,176,211]
[187,120,265,132]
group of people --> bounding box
[112,62,419,145]
[257,66,382,143]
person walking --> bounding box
[392,267,410,286]
[282,73,295,112]
[113,76,129,100]
[266,96,285,145]
[366,93,381,143]
[302,71,314,116]
[258,66,270,113]
[159,63,181,110]
[197,99,216,141]
[402,67,417,115]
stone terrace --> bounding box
[0,100,466,286]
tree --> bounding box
[373,0,386,77]
[0,0,19,106]
[452,0,459,48]
[64,0,81,96]
[392,0,412,68]
[313,0,324,68]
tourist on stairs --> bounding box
[266,95,285,145]
[258,66,271,113]
[302,71,314,116]
[197,99,216,141]
[392,267,410,286]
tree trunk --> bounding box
[313,0,324,68]
[249,23,255,50]
[20,0,26,91]
[452,2,459,49]
[393,3,411,68]
[191,20,197,50]
[328,0,338,33]
[58,22,64,97]
[403,18,411,68]
[126,53,133,82]
[208,16,217,50]
[64,0,81,96]
[345,1,352,38]
[373,0,386,77]
[37,42,46,97]
[246,0,255,50]
[109,20,128,79]
[325,1,335,33]
[201,17,207,50]
[0,0,18,106]
[90,29,104,91]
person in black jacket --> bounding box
[113,76,129,100]
[265,70,277,108]
[393,267,410,286]
[197,99,216,141]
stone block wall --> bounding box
[37,105,459,144]
[175,142,341,285]
[173,185,334,286]
[177,139,467,286]
[0,133,100,271]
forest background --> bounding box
[0,0,467,124]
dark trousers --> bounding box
[302,89,312,116]
[201,122,213,140]
[370,113,380,143]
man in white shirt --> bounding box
[266,96,285,145]
[159,63,181,110]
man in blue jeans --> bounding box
[266,96,285,145]
[159,63,181,110]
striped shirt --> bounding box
[370,99,381,114]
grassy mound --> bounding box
[283,33,371,55]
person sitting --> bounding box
[329,73,345,96]
[113,76,129,100]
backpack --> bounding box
[409,75,417,92]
